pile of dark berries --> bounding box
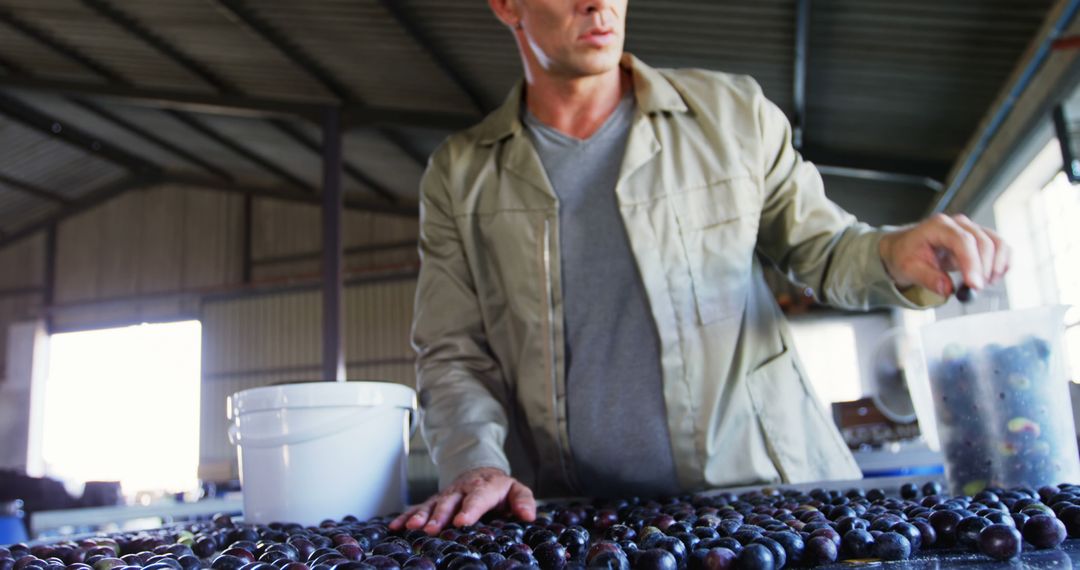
[4,481,1080,570]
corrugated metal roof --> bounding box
[0,18,102,83]
[91,0,339,104]
[343,129,426,201]
[0,183,60,233]
[0,0,1063,232]
[807,0,1056,164]
[198,114,322,190]
[90,104,288,188]
[0,115,128,204]
[5,88,203,172]
[0,0,216,93]
[627,1,796,112]
[248,0,478,113]
[400,0,522,110]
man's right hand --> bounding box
[388,467,537,535]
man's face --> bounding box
[515,0,628,79]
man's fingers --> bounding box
[391,499,435,531]
[425,492,463,535]
[984,227,1011,283]
[404,507,433,531]
[507,481,537,522]
[453,485,502,528]
[388,509,412,531]
[902,257,953,297]
[930,214,985,290]
[952,215,994,284]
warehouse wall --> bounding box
[251,199,418,281]
[0,234,45,384]
[0,182,427,489]
[198,279,419,482]
[51,184,244,331]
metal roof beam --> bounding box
[164,110,316,192]
[165,174,418,217]
[376,0,489,114]
[267,119,398,202]
[816,165,944,193]
[77,0,404,203]
[0,8,324,193]
[1,46,231,182]
[79,0,234,92]
[0,8,124,83]
[801,145,952,181]
[0,172,73,204]
[211,0,436,166]
[213,0,352,101]
[0,92,161,175]
[793,0,810,150]
[69,98,236,182]
[0,76,477,130]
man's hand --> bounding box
[878,213,1011,297]
[388,467,536,535]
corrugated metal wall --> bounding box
[0,182,429,488]
[0,234,45,382]
[198,279,420,482]
[51,184,244,331]
[250,199,418,281]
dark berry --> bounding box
[632,550,676,570]
[841,530,874,560]
[873,532,911,561]
[956,517,991,548]
[977,524,1022,561]
[733,544,773,570]
[1021,515,1066,549]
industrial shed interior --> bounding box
[2,0,1080,546]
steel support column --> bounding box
[793,0,810,150]
[1053,104,1080,183]
[321,107,346,383]
[242,192,254,284]
[43,223,57,331]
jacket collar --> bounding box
[476,53,689,146]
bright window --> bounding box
[994,140,1080,380]
[788,319,863,406]
[41,321,202,497]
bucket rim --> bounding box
[227,380,416,419]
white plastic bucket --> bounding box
[227,381,417,526]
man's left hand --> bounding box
[878,213,1011,297]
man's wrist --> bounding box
[877,231,913,290]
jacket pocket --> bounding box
[669,177,760,325]
[746,347,861,483]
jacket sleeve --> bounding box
[411,153,513,489]
[751,86,943,310]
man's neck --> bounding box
[524,67,632,140]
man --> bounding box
[390,0,1010,535]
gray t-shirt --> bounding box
[523,93,680,498]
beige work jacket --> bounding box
[412,54,938,497]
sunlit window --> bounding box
[788,319,863,406]
[41,321,202,498]
[994,140,1080,381]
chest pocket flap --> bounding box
[669,175,762,325]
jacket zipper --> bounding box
[543,217,574,490]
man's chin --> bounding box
[561,50,624,79]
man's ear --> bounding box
[488,0,522,30]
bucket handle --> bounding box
[229,406,416,448]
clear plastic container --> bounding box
[919,305,1080,496]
